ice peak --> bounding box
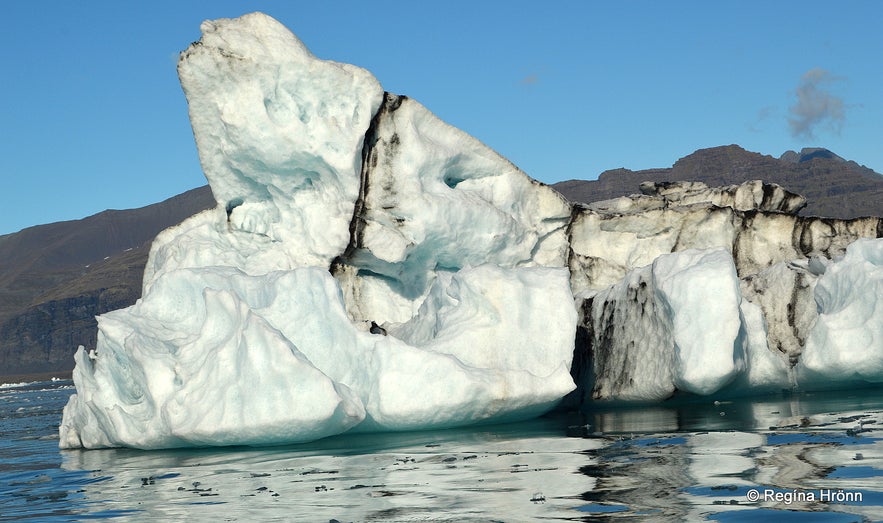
[191,12,313,63]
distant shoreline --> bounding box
[0,370,73,384]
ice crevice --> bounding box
[60,12,883,450]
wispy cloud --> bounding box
[748,105,776,133]
[519,73,539,86]
[788,68,845,140]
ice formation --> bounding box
[798,239,883,384]
[60,13,575,450]
[569,182,883,403]
[60,12,883,449]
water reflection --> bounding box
[4,382,883,521]
[60,418,605,521]
[570,390,883,522]
[581,388,883,436]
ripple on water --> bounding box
[2,381,883,521]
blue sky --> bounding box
[2,1,881,235]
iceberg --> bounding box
[60,12,883,449]
[570,182,882,402]
[60,13,576,450]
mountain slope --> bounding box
[0,186,214,375]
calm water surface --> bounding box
[2,378,883,522]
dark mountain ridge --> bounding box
[553,145,883,218]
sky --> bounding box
[1,1,881,235]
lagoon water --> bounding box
[2,377,883,522]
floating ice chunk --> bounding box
[799,238,883,384]
[60,12,580,449]
[59,11,883,448]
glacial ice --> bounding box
[579,248,749,402]
[60,12,883,450]
[59,13,575,450]
[61,264,575,449]
[574,186,883,402]
[798,239,883,384]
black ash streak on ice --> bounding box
[331,91,407,278]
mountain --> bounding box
[552,145,883,219]
[0,186,214,375]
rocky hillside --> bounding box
[553,145,883,219]
[0,186,214,375]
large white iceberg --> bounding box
[61,13,883,449]
[60,13,576,450]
